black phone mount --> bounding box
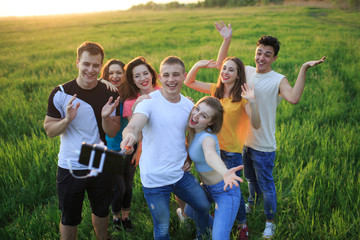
[78,142,129,175]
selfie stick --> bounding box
[69,143,108,179]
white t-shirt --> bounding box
[134,90,194,188]
[245,66,285,152]
[46,80,119,169]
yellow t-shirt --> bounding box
[210,84,250,153]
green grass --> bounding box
[0,5,359,240]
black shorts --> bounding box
[57,167,113,226]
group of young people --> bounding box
[44,21,325,240]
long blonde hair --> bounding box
[186,96,224,148]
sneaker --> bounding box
[245,203,252,214]
[122,217,133,231]
[263,221,276,239]
[112,218,122,230]
[237,223,249,240]
[176,208,186,222]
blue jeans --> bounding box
[243,146,276,221]
[185,181,240,240]
[220,150,246,224]
[142,172,211,240]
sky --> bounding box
[0,0,198,17]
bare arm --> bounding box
[184,60,217,94]
[202,137,243,190]
[120,113,148,154]
[215,21,232,70]
[101,96,121,138]
[43,94,80,138]
[242,83,261,129]
[280,56,326,104]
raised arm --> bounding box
[279,56,326,104]
[215,21,232,70]
[242,83,261,129]
[120,113,148,154]
[101,96,121,138]
[184,60,217,94]
[202,137,243,191]
[43,94,80,138]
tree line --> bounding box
[129,0,359,11]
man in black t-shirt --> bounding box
[44,41,120,240]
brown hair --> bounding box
[214,57,245,102]
[160,56,185,73]
[100,59,125,81]
[77,41,104,63]
[119,56,158,101]
[186,96,224,148]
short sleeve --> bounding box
[210,83,217,96]
[123,98,137,117]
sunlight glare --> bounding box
[1,0,198,17]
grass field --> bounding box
[0,4,359,240]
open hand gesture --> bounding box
[223,165,244,191]
[215,21,232,40]
[241,83,255,101]
[303,56,326,69]
[101,96,120,119]
[196,59,218,69]
[65,94,80,122]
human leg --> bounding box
[92,214,109,240]
[243,146,262,207]
[249,148,276,221]
[205,181,240,240]
[87,172,113,239]
[111,174,125,218]
[175,195,188,222]
[220,150,247,224]
[121,159,136,229]
[142,184,173,240]
[59,223,77,240]
[57,167,87,239]
[174,172,211,239]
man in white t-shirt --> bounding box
[215,22,325,239]
[120,56,211,240]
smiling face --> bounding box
[132,64,154,94]
[108,63,124,88]
[255,44,277,73]
[159,63,186,102]
[76,51,102,89]
[189,102,215,133]
[220,59,238,86]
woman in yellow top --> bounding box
[182,23,261,240]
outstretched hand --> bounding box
[196,59,218,69]
[120,133,136,155]
[223,165,244,191]
[303,56,326,69]
[215,21,232,40]
[101,96,120,119]
[66,94,80,122]
[241,83,255,101]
